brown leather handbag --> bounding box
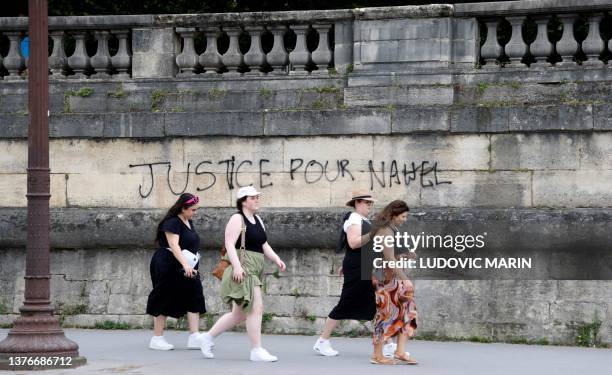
[212,216,246,280]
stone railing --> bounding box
[0,15,149,80]
[0,10,354,80]
[172,15,350,76]
[456,0,612,68]
[0,1,611,80]
[174,23,335,76]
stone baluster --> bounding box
[530,16,553,68]
[505,16,528,66]
[0,48,3,79]
[111,29,131,79]
[3,32,25,80]
[68,31,91,78]
[556,14,578,66]
[480,19,502,68]
[199,27,223,74]
[243,26,266,74]
[90,30,112,78]
[49,30,68,78]
[266,25,289,74]
[289,24,311,74]
[582,13,605,66]
[221,27,244,75]
[176,27,199,76]
[311,23,332,73]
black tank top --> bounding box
[235,211,267,253]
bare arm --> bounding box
[262,242,280,263]
[165,232,194,276]
[224,214,243,269]
[378,227,408,280]
[347,223,372,250]
[259,215,286,271]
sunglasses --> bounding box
[357,199,373,205]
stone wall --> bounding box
[0,1,611,345]
[1,245,610,343]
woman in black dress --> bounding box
[313,188,377,356]
[146,193,207,350]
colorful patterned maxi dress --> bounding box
[372,225,418,344]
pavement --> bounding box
[0,329,610,374]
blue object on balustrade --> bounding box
[21,36,29,58]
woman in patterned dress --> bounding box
[370,200,418,365]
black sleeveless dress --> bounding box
[146,216,207,318]
[328,216,376,320]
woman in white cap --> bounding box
[313,188,381,356]
[199,185,286,362]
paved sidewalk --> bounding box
[0,329,610,374]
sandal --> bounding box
[394,352,418,365]
[370,356,400,365]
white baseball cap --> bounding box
[237,185,262,199]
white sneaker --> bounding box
[187,332,203,349]
[250,347,278,362]
[199,333,215,359]
[149,336,174,350]
[382,342,396,357]
[382,342,409,358]
[313,338,339,356]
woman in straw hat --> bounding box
[313,188,379,356]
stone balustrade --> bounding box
[456,0,612,68]
[0,1,610,79]
[0,15,145,80]
[0,10,353,80]
[175,23,334,76]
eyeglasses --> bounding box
[357,199,373,206]
[185,196,200,205]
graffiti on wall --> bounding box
[129,157,451,199]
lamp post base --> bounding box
[0,310,86,371]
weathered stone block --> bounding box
[262,295,297,317]
[373,134,490,170]
[0,173,66,207]
[344,86,410,106]
[0,113,27,138]
[594,103,612,130]
[491,133,581,170]
[103,113,165,138]
[283,136,374,171]
[165,112,264,136]
[580,133,612,169]
[50,138,184,175]
[294,296,338,317]
[509,105,593,131]
[451,105,509,133]
[131,28,177,78]
[0,94,27,113]
[533,170,612,207]
[184,137,284,174]
[0,140,26,173]
[264,109,391,136]
[50,113,106,138]
[393,106,450,132]
[420,171,532,207]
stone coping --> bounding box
[1,207,610,250]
